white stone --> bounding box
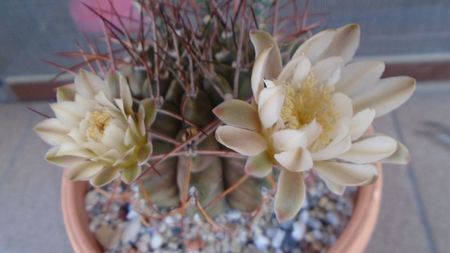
[254,233,270,250]
[137,233,151,252]
[299,210,309,223]
[265,228,276,238]
[326,211,340,226]
[226,210,241,221]
[85,190,99,211]
[121,218,141,243]
[126,209,139,220]
[292,223,306,241]
[271,230,285,248]
[94,222,123,250]
[164,215,176,225]
[151,232,164,249]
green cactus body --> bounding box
[140,70,264,218]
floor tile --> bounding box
[365,114,430,253]
[394,84,450,253]
[0,102,71,253]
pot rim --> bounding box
[61,164,382,253]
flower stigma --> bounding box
[280,74,339,150]
[87,110,112,141]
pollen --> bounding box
[87,110,112,141]
[280,74,338,150]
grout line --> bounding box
[391,112,438,253]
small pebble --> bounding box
[226,210,241,221]
[137,233,150,252]
[326,211,340,226]
[126,209,139,220]
[300,210,309,223]
[151,232,164,249]
[254,233,270,250]
[94,222,122,250]
[307,218,322,230]
[168,242,179,249]
[279,220,293,230]
[265,228,276,238]
[122,218,141,243]
[272,230,285,248]
[292,223,306,241]
[86,178,357,253]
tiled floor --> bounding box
[0,84,449,253]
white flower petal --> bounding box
[104,70,120,99]
[315,161,377,186]
[45,147,86,167]
[50,101,86,127]
[272,129,308,152]
[320,176,346,195]
[335,61,385,96]
[215,126,267,156]
[56,84,75,102]
[338,135,398,163]
[124,128,136,146]
[350,108,375,140]
[34,118,71,145]
[57,143,93,158]
[304,119,323,146]
[67,161,104,180]
[258,85,283,106]
[292,57,312,84]
[127,116,143,140]
[275,148,313,172]
[250,30,283,79]
[213,99,261,131]
[94,91,119,111]
[122,164,141,184]
[74,69,103,98]
[353,76,416,117]
[293,29,335,64]
[74,94,97,108]
[90,167,120,187]
[258,86,285,129]
[101,124,126,151]
[327,68,341,87]
[139,98,157,127]
[277,55,311,84]
[329,117,351,140]
[382,141,410,164]
[264,79,277,88]
[81,141,109,156]
[137,143,152,164]
[321,24,360,63]
[312,57,344,87]
[114,99,127,117]
[332,93,353,118]
[119,75,133,114]
[245,152,273,178]
[92,149,121,164]
[251,46,273,100]
[312,136,351,161]
[274,170,305,222]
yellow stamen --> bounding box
[87,110,112,141]
[280,74,338,150]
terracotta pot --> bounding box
[61,165,382,253]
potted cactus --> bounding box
[34,1,414,252]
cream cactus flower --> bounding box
[214,24,415,222]
[34,70,156,186]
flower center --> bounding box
[87,110,112,141]
[280,74,338,149]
